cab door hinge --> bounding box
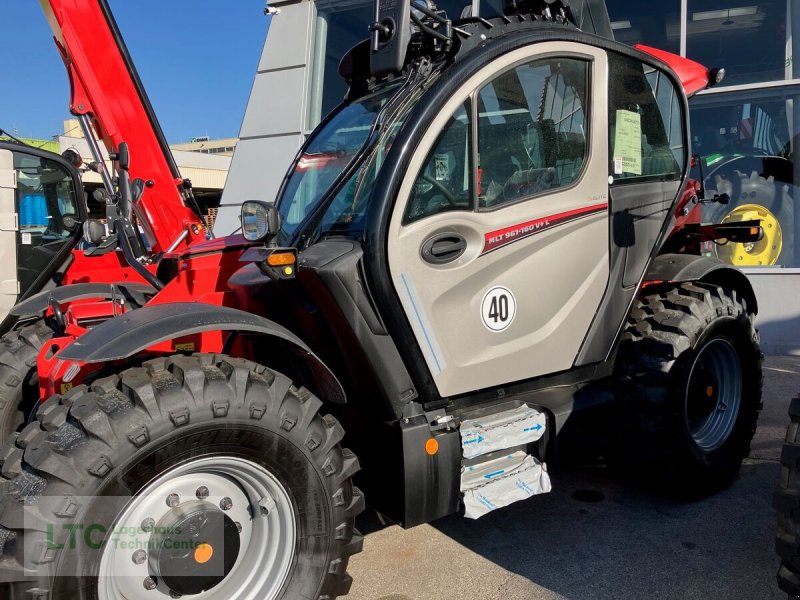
[0,168,16,190]
[0,280,20,296]
[0,213,19,231]
[0,213,18,232]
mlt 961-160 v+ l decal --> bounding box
[482,203,608,255]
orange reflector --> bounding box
[706,386,714,397]
[194,543,214,564]
[267,252,296,267]
[425,437,439,456]
[750,227,760,236]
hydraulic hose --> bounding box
[118,227,165,291]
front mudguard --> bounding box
[55,302,346,404]
[10,282,156,318]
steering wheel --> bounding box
[421,175,456,206]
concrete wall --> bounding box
[744,268,800,356]
[214,0,314,235]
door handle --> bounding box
[421,232,467,265]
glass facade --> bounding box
[607,0,681,54]
[690,87,799,266]
[310,0,470,129]
[309,0,373,129]
[312,0,800,267]
[608,0,799,268]
[686,0,790,87]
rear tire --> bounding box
[0,353,363,599]
[0,319,54,444]
[775,394,800,598]
[614,282,762,495]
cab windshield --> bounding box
[276,83,406,244]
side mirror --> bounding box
[369,0,410,77]
[83,219,107,244]
[61,147,83,169]
[62,214,81,232]
[241,200,281,243]
[132,178,145,202]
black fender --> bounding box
[58,302,346,404]
[10,282,157,317]
[646,253,758,314]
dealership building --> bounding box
[217,0,800,353]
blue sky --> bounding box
[0,0,269,143]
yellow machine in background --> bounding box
[715,203,783,266]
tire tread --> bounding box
[614,281,762,493]
[0,353,363,599]
[776,393,800,597]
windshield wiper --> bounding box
[291,58,435,248]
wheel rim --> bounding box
[97,456,296,600]
[714,203,783,266]
[684,337,742,452]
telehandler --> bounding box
[0,0,763,598]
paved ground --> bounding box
[346,355,800,600]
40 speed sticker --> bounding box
[481,286,516,332]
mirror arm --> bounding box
[692,153,706,200]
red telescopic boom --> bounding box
[39,0,207,253]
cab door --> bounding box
[0,144,84,319]
[387,42,610,398]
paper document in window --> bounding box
[613,109,642,175]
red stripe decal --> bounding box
[482,203,608,255]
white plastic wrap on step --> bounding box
[460,405,546,459]
[461,451,551,519]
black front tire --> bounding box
[614,282,762,495]
[0,353,363,599]
[0,319,54,444]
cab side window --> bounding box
[14,152,80,295]
[16,153,78,239]
[477,58,590,209]
[608,52,686,182]
[405,102,473,224]
[404,57,591,224]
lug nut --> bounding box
[196,486,209,500]
[166,493,180,508]
[219,497,233,511]
[169,591,183,598]
[258,494,276,516]
[132,550,147,565]
[143,576,158,590]
[141,518,155,533]
[235,521,242,533]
